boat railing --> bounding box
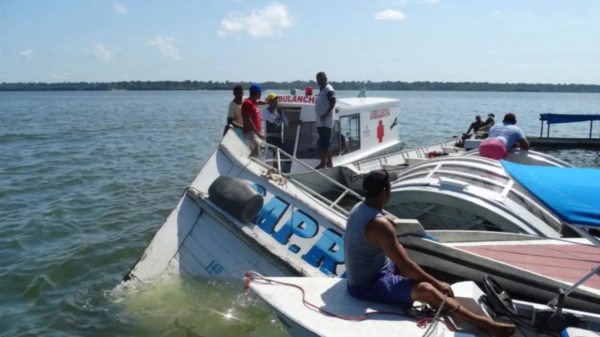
[354,137,457,172]
[251,143,365,216]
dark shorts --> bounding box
[266,136,283,149]
[317,127,332,150]
[346,261,414,306]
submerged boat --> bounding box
[248,275,600,337]
[124,132,600,312]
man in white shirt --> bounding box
[315,72,337,169]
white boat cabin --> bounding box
[261,95,403,174]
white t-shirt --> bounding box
[315,84,335,128]
[264,107,290,139]
[227,97,246,127]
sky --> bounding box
[1,0,599,84]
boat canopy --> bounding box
[539,113,600,125]
[501,161,600,228]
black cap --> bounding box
[363,170,399,197]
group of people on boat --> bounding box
[464,113,530,160]
[223,72,341,170]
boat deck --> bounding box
[450,240,600,290]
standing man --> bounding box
[344,170,516,337]
[224,85,245,141]
[479,113,530,160]
[264,93,302,169]
[315,72,336,169]
[242,83,266,157]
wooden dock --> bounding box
[534,113,600,149]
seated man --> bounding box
[344,170,516,337]
[466,115,484,134]
[479,113,529,160]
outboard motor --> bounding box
[208,175,264,223]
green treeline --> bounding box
[2,80,600,93]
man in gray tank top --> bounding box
[344,170,516,337]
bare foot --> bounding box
[485,321,516,337]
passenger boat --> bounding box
[124,132,600,312]
[248,275,600,337]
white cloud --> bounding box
[218,2,294,39]
[114,3,127,14]
[149,36,182,60]
[86,44,115,62]
[493,10,501,17]
[49,72,70,81]
[375,9,406,20]
[389,0,438,5]
[19,49,34,59]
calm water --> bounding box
[1,90,599,336]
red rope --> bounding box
[245,272,455,331]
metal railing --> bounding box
[249,142,365,216]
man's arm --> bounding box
[242,103,264,139]
[366,217,453,296]
[516,138,530,150]
[321,91,337,120]
[227,117,243,129]
[466,123,474,134]
[227,105,244,129]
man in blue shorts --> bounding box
[344,170,516,337]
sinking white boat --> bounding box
[248,275,600,337]
[124,132,600,312]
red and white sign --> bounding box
[370,108,391,120]
[377,120,385,143]
[278,95,317,104]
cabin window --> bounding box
[339,114,360,154]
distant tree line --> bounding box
[2,80,600,93]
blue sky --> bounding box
[1,0,599,84]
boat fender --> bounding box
[208,175,264,223]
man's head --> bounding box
[488,113,495,118]
[316,72,328,88]
[266,93,278,110]
[249,83,265,100]
[233,85,243,100]
[363,170,398,206]
[475,115,481,121]
[503,113,517,124]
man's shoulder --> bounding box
[325,83,335,91]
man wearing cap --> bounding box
[479,113,529,160]
[344,169,516,337]
[264,93,302,169]
[315,72,336,169]
[242,83,266,157]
